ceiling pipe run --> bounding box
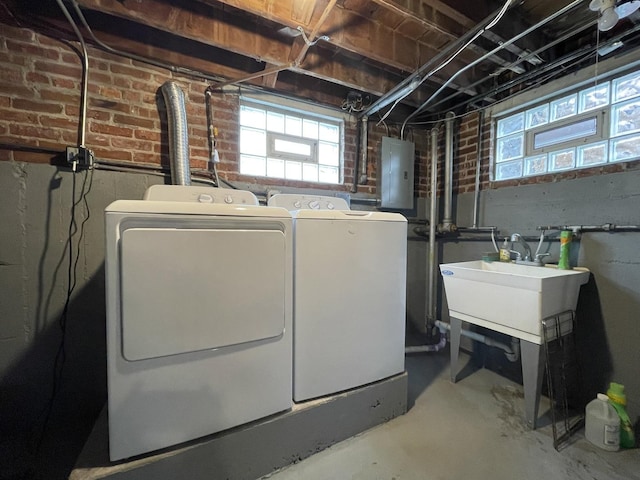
[365,1,516,123]
[404,0,585,124]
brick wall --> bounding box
[0,23,435,198]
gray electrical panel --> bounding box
[379,136,415,209]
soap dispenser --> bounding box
[499,237,511,262]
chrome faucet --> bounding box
[510,233,532,262]
[510,233,549,266]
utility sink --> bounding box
[440,260,589,345]
[440,260,590,429]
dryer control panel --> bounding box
[143,185,258,205]
[267,194,350,211]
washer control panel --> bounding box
[267,194,350,211]
[143,185,258,205]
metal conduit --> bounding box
[403,0,585,125]
[70,0,225,83]
[365,2,515,121]
[57,0,89,147]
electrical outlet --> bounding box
[66,146,79,164]
[65,146,94,169]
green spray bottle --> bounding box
[558,230,572,270]
[607,382,636,448]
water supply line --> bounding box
[537,223,640,233]
[355,115,369,189]
[205,91,221,187]
[160,81,191,186]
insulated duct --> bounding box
[161,81,191,185]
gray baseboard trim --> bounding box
[70,372,408,480]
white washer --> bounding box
[105,186,292,460]
[268,194,407,402]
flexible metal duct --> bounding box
[161,81,191,185]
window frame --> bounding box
[488,50,640,182]
[238,96,345,185]
[525,108,609,155]
[492,70,640,181]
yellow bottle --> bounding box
[499,238,511,262]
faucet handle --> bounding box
[510,249,522,260]
[535,253,550,264]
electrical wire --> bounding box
[403,43,598,128]
[386,0,513,136]
[402,0,585,135]
[36,167,94,457]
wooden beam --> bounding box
[74,0,402,95]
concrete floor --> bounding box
[262,351,640,480]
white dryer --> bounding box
[267,194,407,402]
[105,186,292,460]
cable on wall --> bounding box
[36,167,94,456]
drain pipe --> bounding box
[406,127,446,355]
[426,127,439,327]
[472,110,484,229]
[436,321,520,362]
[439,112,456,233]
[161,81,191,186]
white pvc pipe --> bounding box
[405,335,447,354]
[435,320,519,362]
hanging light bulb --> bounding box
[599,5,620,30]
[590,0,618,31]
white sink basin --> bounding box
[440,260,589,344]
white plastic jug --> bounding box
[585,393,620,451]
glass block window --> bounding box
[239,99,343,184]
[494,69,640,181]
